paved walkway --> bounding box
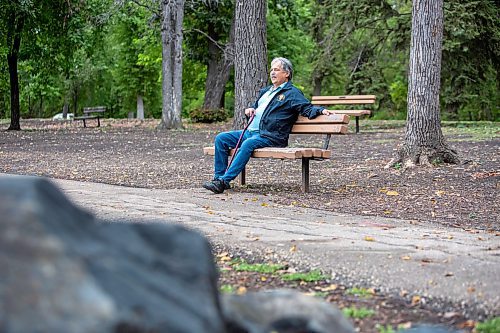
[18,175,500,317]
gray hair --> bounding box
[271,57,293,81]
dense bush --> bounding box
[188,108,229,123]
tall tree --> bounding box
[159,0,185,129]
[1,0,99,129]
[184,0,234,112]
[4,2,23,130]
[233,0,268,129]
[387,0,459,169]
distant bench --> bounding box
[204,114,350,192]
[311,95,376,133]
[74,106,106,128]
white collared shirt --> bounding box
[248,82,287,132]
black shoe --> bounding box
[203,179,229,194]
[212,178,231,190]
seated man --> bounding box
[203,57,335,194]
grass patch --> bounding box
[342,306,376,319]
[443,121,498,141]
[475,317,500,333]
[231,259,285,274]
[346,287,374,298]
[219,284,236,294]
[281,270,328,282]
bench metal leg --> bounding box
[97,117,100,127]
[83,119,87,128]
[355,116,360,133]
[240,167,246,185]
[301,158,310,193]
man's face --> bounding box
[270,61,289,87]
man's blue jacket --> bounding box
[250,81,325,147]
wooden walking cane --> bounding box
[226,114,255,172]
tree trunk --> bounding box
[202,19,234,111]
[7,11,24,130]
[62,103,69,119]
[158,0,184,130]
[387,0,459,169]
[312,74,323,96]
[233,0,268,129]
[73,86,78,116]
[137,94,144,119]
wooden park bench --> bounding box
[203,114,350,193]
[311,95,376,133]
[74,106,106,128]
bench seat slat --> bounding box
[203,147,331,160]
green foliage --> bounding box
[219,284,236,294]
[376,324,396,333]
[341,306,375,319]
[281,270,327,282]
[441,0,499,121]
[231,259,285,274]
[388,77,408,117]
[475,317,500,333]
[346,287,373,298]
[1,0,498,122]
[188,107,229,123]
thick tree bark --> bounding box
[387,0,459,169]
[202,19,234,111]
[159,0,184,130]
[233,0,268,129]
[7,11,24,131]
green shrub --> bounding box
[475,317,500,333]
[188,107,228,123]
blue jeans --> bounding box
[214,130,273,183]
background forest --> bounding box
[1,0,498,122]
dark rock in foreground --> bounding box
[0,176,224,333]
[222,290,354,333]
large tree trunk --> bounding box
[202,19,234,111]
[7,11,24,131]
[233,0,268,129]
[387,0,459,169]
[158,0,184,130]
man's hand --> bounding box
[322,109,336,116]
[245,108,256,117]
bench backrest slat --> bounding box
[83,106,106,113]
[291,114,349,135]
[291,124,348,134]
[311,95,376,106]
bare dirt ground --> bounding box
[1,118,499,332]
